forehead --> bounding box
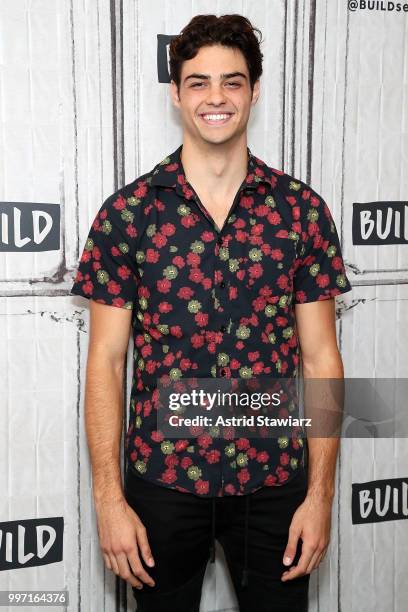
[180,44,249,78]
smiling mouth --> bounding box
[199,113,234,125]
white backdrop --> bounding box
[1,1,408,611]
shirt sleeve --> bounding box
[293,191,352,304]
[70,191,139,309]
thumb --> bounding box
[283,525,301,566]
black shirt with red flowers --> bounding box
[70,144,352,497]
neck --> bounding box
[180,134,249,196]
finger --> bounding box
[115,551,144,589]
[109,553,120,576]
[281,544,315,581]
[103,553,112,570]
[282,526,301,567]
[135,523,155,568]
[308,546,327,572]
[127,549,155,587]
[305,547,322,574]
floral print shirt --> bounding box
[70,144,352,497]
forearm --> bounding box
[303,351,344,500]
[84,349,126,507]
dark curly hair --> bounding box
[169,14,263,91]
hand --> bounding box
[95,496,155,589]
[281,491,332,581]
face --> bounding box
[170,44,260,146]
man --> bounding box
[70,13,352,612]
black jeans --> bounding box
[124,466,310,612]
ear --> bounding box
[251,79,260,106]
[170,80,181,108]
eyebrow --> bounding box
[183,72,248,83]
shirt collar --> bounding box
[150,144,274,198]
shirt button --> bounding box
[220,368,227,376]
[219,281,226,289]
[220,325,227,332]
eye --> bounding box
[225,82,241,87]
[190,82,205,88]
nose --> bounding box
[205,82,227,106]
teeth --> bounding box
[202,114,230,121]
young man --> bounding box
[70,13,352,612]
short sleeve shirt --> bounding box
[70,144,352,497]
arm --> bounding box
[295,297,343,500]
[281,298,343,580]
[86,300,131,505]
[85,300,155,589]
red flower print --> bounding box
[111,297,127,308]
[195,480,210,495]
[189,268,204,283]
[175,440,189,452]
[267,211,282,225]
[157,278,171,293]
[170,326,183,338]
[152,233,167,248]
[165,454,179,468]
[178,286,195,299]
[277,275,289,290]
[206,450,221,464]
[187,252,201,267]
[158,301,173,313]
[256,451,269,463]
[195,312,208,327]
[140,443,152,457]
[237,469,250,485]
[292,206,300,220]
[201,230,215,242]
[254,204,269,217]
[134,180,147,197]
[107,280,121,296]
[81,280,94,296]
[161,223,176,236]
[316,273,330,288]
[264,474,278,486]
[161,468,177,484]
[271,249,284,261]
[280,452,290,465]
[198,433,213,449]
[113,194,127,210]
[118,265,132,280]
[276,467,290,483]
[248,263,263,279]
[181,457,193,469]
[146,248,160,263]
[332,256,344,271]
[236,438,250,450]
[126,224,137,239]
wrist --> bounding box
[306,484,335,502]
[92,479,125,507]
[93,490,126,509]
